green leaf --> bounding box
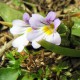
[72,28,80,37]
[22,74,34,80]
[0,2,23,22]
[39,40,80,57]
[72,17,80,36]
[0,68,19,80]
[58,23,67,34]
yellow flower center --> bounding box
[26,27,32,33]
[42,23,54,35]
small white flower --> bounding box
[10,13,32,52]
[28,11,61,48]
[10,12,61,52]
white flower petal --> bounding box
[18,46,24,52]
[45,32,61,45]
[10,26,27,35]
[10,20,28,35]
[12,20,27,26]
[32,41,41,49]
[27,29,43,41]
[12,34,29,52]
[32,34,45,49]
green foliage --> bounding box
[60,75,67,80]
[58,23,68,34]
[72,17,80,37]
[58,23,71,47]
[45,66,51,78]
[0,2,23,22]
[39,40,80,57]
[0,68,20,80]
[22,74,34,80]
[21,66,51,80]
[6,50,26,69]
[43,78,47,80]
[52,62,69,76]
[71,71,80,80]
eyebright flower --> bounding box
[28,11,61,48]
[10,13,32,52]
